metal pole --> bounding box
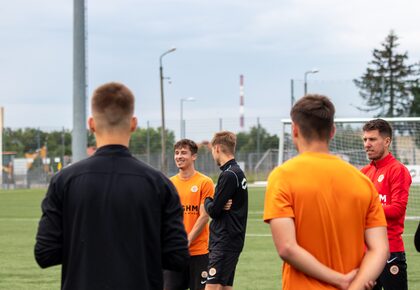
[291,79,295,107]
[159,63,166,172]
[304,73,308,96]
[180,99,184,139]
[72,0,87,163]
[257,117,261,156]
[146,121,150,165]
[159,48,176,174]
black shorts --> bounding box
[206,250,240,286]
[373,251,407,290]
[164,254,209,290]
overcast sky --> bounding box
[1,0,419,139]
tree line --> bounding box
[2,126,280,159]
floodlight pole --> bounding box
[159,47,176,174]
[304,69,319,96]
[72,0,87,163]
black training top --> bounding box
[35,145,189,290]
[415,221,420,252]
[204,159,248,252]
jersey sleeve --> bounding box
[160,175,190,270]
[365,182,387,229]
[204,171,236,218]
[200,178,215,205]
[263,167,294,223]
[382,165,411,220]
[35,174,64,268]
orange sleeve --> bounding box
[365,182,387,229]
[263,168,295,223]
[200,178,215,204]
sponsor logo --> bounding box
[201,271,208,279]
[379,194,387,203]
[191,185,198,193]
[390,265,399,275]
[182,204,199,213]
[377,174,384,182]
[206,277,216,281]
[387,257,397,264]
[241,178,247,190]
[209,267,217,276]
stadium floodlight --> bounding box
[159,47,177,174]
[180,97,196,139]
[304,69,319,96]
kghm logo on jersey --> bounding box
[191,185,198,193]
[182,204,199,214]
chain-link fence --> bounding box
[1,117,282,189]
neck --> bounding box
[297,140,330,154]
[95,134,131,148]
[179,166,196,179]
[219,155,234,167]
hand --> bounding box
[364,280,376,290]
[336,269,358,290]
[223,199,232,210]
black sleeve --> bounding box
[160,177,190,270]
[34,176,63,268]
[204,171,237,219]
[415,221,420,252]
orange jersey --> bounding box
[171,171,214,256]
[264,152,386,290]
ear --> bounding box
[88,117,95,133]
[384,136,392,148]
[292,122,299,138]
[130,117,138,132]
[330,124,336,140]
[192,153,198,161]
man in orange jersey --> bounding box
[264,94,389,290]
[164,139,215,290]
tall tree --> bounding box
[409,62,420,117]
[354,31,414,117]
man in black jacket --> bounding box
[204,131,248,290]
[35,82,189,290]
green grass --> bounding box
[1,187,419,289]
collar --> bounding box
[94,144,131,157]
[220,158,236,171]
[370,152,395,168]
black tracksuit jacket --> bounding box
[204,159,248,252]
[35,145,189,290]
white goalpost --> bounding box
[279,117,420,220]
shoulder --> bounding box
[196,171,214,185]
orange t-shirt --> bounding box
[171,171,214,256]
[264,152,386,290]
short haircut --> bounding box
[91,82,134,128]
[174,139,198,155]
[363,119,393,139]
[211,131,236,155]
[291,94,335,142]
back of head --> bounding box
[211,131,236,155]
[174,139,198,155]
[362,119,393,139]
[91,82,135,131]
[291,94,335,142]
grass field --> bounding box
[1,187,419,289]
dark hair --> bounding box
[362,119,393,139]
[211,131,236,155]
[91,82,134,128]
[290,94,335,141]
[174,139,198,155]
